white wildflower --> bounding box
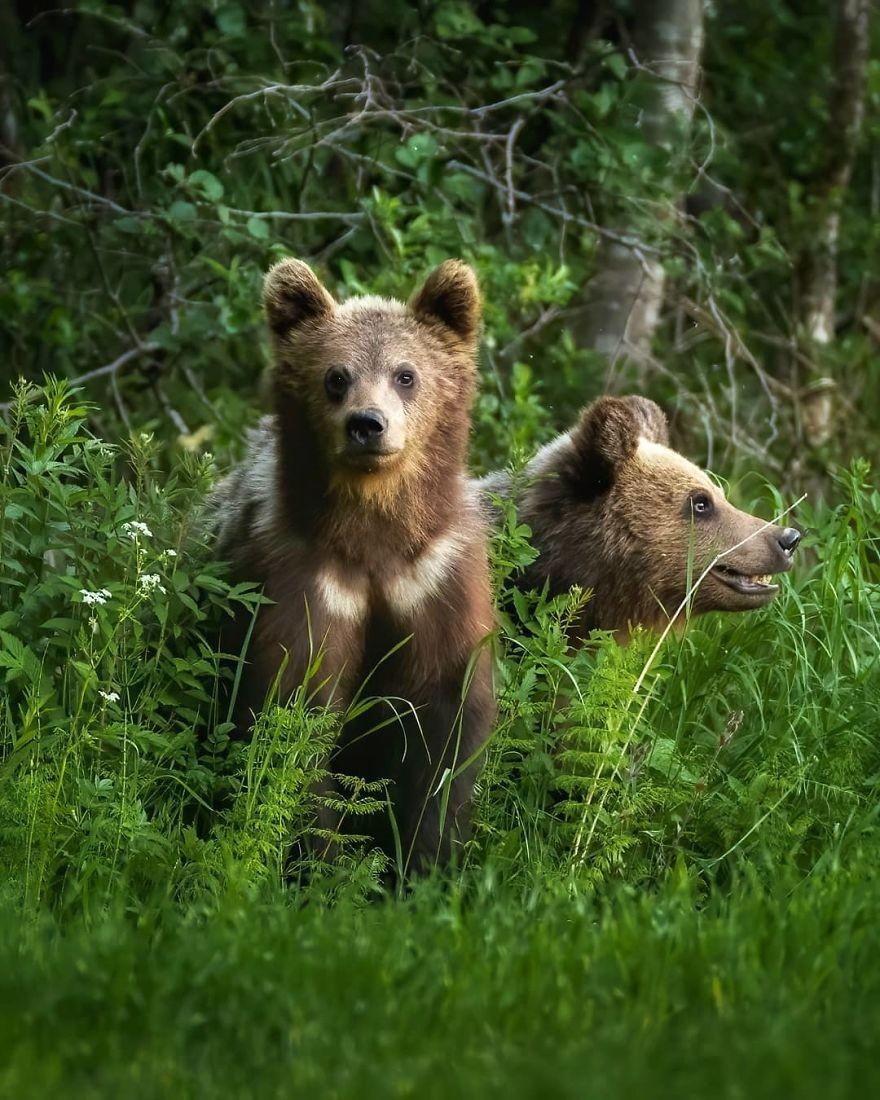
[138,573,166,595]
[121,520,153,540]
[162,548,178,559]
[87,440,115,458]
[80,588,112,606]
[98,690,120,703]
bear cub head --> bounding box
[263,258,481,497]
[490,395,801,636]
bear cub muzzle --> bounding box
[323,358,417,471]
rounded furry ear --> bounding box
[569,396,669,497]
[620,395,669,447]
[410,260,481,342]
[263,259,335,337]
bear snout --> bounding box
[346,408,387,449]
[777,526,801,558]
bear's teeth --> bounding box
[749,575,772,586]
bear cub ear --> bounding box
[410,260,481,343]
[570,396,669,497]
[263,259,336,337]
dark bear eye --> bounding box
[324,369,349,401]
[691,493,714,517]
[395,368,416,388]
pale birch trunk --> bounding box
[571,0,705,369]
[801,0,871,349]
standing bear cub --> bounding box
[479,395,800,641]
[210,259,496,871]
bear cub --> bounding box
[210,259,496,871]
[479,395,800,641]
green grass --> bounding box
[1,385,879,1097]
[2,866,880,1099]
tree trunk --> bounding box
[565,0,608,66]
[571,0,705,371]
[801,0,871,349]
[0,6,24,176]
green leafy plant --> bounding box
[0,380,262,910]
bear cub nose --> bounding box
[346,409,387,447]
[777,527,801,555]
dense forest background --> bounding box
[1,4,879,1096]
[3,0,878,488]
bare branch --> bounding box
[3,161,134,215]
[446,159,660,257]
[191,71,349,152]
[471,79,570,117]
[219,205,365,225]
[0,343,161,414]
[503,117,525,226]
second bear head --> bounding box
[484,395,802,637]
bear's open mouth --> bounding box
[711,563,779,597]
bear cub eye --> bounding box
[690,492,714,518]
[325,369,349,401]
[395,367,416,388]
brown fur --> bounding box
[209,260,495,871]
[478,395,800,641]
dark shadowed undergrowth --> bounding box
[1,383,878,1096]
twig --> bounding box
[861,315,880,343]
[446,159,661,254]
[0,343,161,414]
[43,110,79,146]
[503,117,525,225]
[0,191,81,227]
[472,79,569,117]
[152,381,190,435]
[219,205,365,225]
[4,162,134,215]
[313,225,360,264]
[682,294,780,440]
[26,6,150,38]
[191,72,347,152]
[498,307,563,364]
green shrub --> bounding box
[0,380,253,910]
